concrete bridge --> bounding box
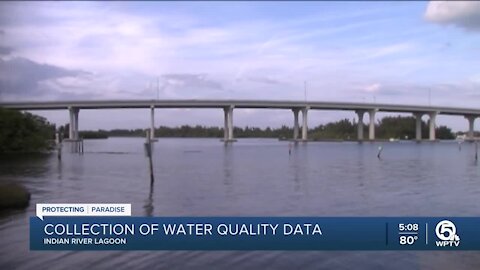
[1,99,479,142]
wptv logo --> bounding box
[435,220,460,247]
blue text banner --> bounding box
[30,217,480,250]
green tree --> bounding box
[435,125,455,140]
[310,119,356,140]
[0,108,55,153]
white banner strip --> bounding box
[36,203,131,220]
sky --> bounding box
[0,1,479,131]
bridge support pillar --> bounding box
[292,108,300,140]
[301,107,308,141]
[150,105,155,140]
[414,113,423,141]
[69,107,74,139]
[68,107,79,140]
[228,106,234,141]
[368,109,376,140]
[223,107,229,141]
[429,112,437,141]
[74,109,79,140]
[356,110,365,141]
[466,115,477,140]
[223,106,234,142]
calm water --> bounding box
[0,138,479,269]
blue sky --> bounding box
[0,1,479,131]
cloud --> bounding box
[359,80,480,107]
[155,74,225,98]
[0,57,89,98]
[0,45,12,55]
[363,83,381,93]
[238,76,283,85]
[425,1,480,30]
[161,74,222,90]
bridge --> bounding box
[1,99,479,142]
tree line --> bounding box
[74,116,457,140]
[309,116,455,140]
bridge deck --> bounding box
[0,99,479,116]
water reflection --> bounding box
[289,145,304,192]
[56,159,63,180]
[223,144,234,188]
[144,182,154,217]
[356,144,366,185]
[69,154,85,179]
[0,153,51,180]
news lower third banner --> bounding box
[30,204,480,250]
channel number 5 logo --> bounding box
[435,220,460,247]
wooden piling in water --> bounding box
[377,145,383,159]
[145,130,155,185]
[56,132,62,160]
[475,141,478,161]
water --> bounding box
[1,138,479,269]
